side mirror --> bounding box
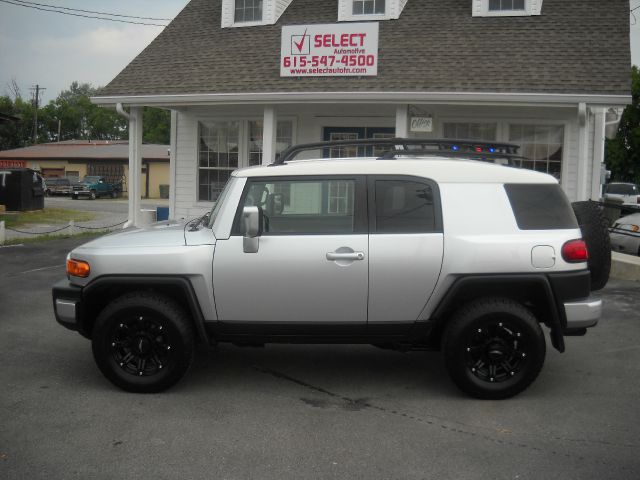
[243,206,263,253]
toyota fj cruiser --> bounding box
[52,139,609,399]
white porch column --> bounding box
[169,110,178,219]
[126,107,143,227]
[576,102,589,201]
[262,106,278,165]
[591,107,606,201]
[395,104,409,138]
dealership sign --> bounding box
[281,23,379,77]
[0,160,26,168]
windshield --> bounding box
[207,177,236,228]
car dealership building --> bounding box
[92,0,631,224]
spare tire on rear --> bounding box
[571,201,611,291]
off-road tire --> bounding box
[92,292,195,393]
[571,201,611,291]
[442,298,546,400]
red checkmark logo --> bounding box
[293,28,308,53]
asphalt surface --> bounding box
[1,236,639,479]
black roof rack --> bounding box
[274,138,523,166]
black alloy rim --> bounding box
[465,319,528,383]
[110,315,172,377]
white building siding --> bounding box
[172,103,595,218]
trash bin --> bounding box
[139,209,157,226]
[0,168,45,211]
[159,184,169,199]
[156,206,169,221]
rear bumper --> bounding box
[564,297,601,329]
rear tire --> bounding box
[571,201,611,291]
[92,292,195,393]
[442,298,546,400]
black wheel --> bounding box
[571,201,611,291]
[92,292,195,393]
[45,189,51,196]
[89,190,97,200]
[72,194,78,200]
[110,191,117,199]
[442,298,546,400]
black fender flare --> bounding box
[430,274,566,352]
[81,275,210,345]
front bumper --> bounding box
[564,297,601,329]
[52,279,83,332]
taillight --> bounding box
[67,259,90,277]
[562,239,588,263]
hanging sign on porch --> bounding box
[281,23,379,77]
[410,116,433,133]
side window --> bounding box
[242,179,357,234]
[374,180,438,233]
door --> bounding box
[323,127,395,157]
[213,176,369,327]
[367,176,444,326]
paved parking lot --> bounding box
[1,236,639,479]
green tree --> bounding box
[0,81,171,151]
[143,107,171,144]
[606,66,640,184]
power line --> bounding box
[10,0,172,21]
[0,0,169,26]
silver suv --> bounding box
[52,139,607,399]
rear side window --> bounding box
[505,184,578,230]
[374,180,439,233]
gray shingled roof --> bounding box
[98,0,631,97]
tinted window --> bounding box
[242,179,356,234]
[375,180,437,233]
[505,184,578,230]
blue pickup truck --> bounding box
[71,176,119,200]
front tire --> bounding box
[92,292,195,393]
[442,298,546,400]
[89,190,97,200]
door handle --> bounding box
[326,251,365,261]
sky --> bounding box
[0,0,640,104]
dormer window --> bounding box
[489,0,525,12]
[221,0,292,28]
[353,0,386,15]
[235,0,262,23]
[473,0,543,17]
[339,0,405,22]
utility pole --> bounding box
[30,84,46,144]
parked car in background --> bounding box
[603,182,640,206]
[72,176,119,200]
[610,212,640,257]
[44,178,73,196]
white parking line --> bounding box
[17,264,65,275]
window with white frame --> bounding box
[234,0,262,23]
[509,124,564,180]
[473,0,542,17]
[442,122,497,141]
[198,121,240,202]
[338,0,405,22]
[247,120,294,166]
[489,0,525,12]
[353,0,386,15]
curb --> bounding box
[611,252,640,282]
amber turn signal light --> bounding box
[67,259,90,277]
